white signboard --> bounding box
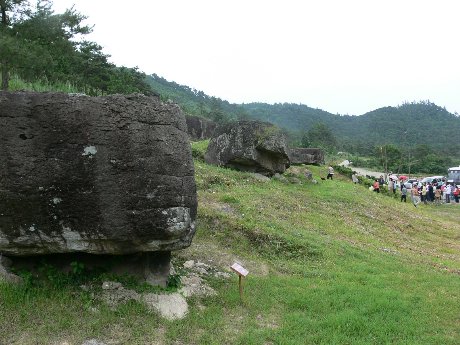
[230,263,249,277]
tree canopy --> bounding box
[1,0,152,95]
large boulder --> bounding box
[204,121,290,176]
[185,115,217,140]
[0,92,197,256]
[288,148,324,165]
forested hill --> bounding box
[2,0,457,158]
[146,75,460,156]
[242,101,460,154]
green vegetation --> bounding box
[2,142,459,344]
[191,139,210,161]
[2,2,459,343]
[2,0,458,174]
[144,76,460,173]
[1,0,153,95]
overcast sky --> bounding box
[52,0,460,116]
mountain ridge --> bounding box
[146,74,460,156]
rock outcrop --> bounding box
[0,92,197,256]
[288,148,324,165]
[204,121,290,176]
[185,115,217,140]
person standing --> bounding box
[428,183,434,202]
[454,185,459,203]
[421,183,427,204]
[327,166,334,180]
[434,187,442,205]
[411,184,420,207]
[401,184,407,202]
[352,172,359,184]
[388,179,394,193]
[445,183,452,203]
[373,179,380,193]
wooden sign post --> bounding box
[230,263,249,301]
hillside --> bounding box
[2,144,459,344]
[146,75,460,157]
[3,1,458,159]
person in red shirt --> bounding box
[373,179,380,193]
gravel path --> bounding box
[339,160,385,178]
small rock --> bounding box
[214,271,231,279]
[101,286,141,309]
[195,267,208,275]
[273,173,288,182]
[143,293,188,320]
[252,173,271,182]
[179,275,216,298]
[82,339,106,345]
[0,256,22,284]
[195,261,211,269]
[102,281,123,290]
[183,260,195,269]
[0,255,12,267]
[289,177,301,184]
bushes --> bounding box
[191,140,209,161]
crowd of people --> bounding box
[367,174,460,207]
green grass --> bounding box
[8,74,80,93]
[1,141,459,344]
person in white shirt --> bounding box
[445,184,452,203]
[351,172,359,184]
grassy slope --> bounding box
[1,143,459,344]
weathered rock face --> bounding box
[204,121,290,176]
[185,115,217,140]
[0,92,197,256]
[288,148,324,165]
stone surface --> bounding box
[102,285,141,309]
[143,292,189,320]
[204,121,290,176]
[179,274,216,297]
[0,255,22,284]
[251,173,271,182]
[185,115,217,140]
[82,340,107,345]
[288,148,324,165]
[0,91,197,256]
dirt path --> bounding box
[339,160,384,178]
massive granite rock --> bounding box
[288,148,324,165]
[185,115,217,140]
[0,92,197,256]
[204,121,290,176]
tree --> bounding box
[0,0,30,89]
[12,1,92,84]
[301,122,337,152]
[76,41,112,95]
[209,97,227,123]
[375,144,401,175]
[106,66,153,96]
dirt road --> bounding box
[339,160,385,178]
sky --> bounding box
[52,0,460,116]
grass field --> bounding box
[1,141,459,344]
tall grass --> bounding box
[8,74,80,93]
